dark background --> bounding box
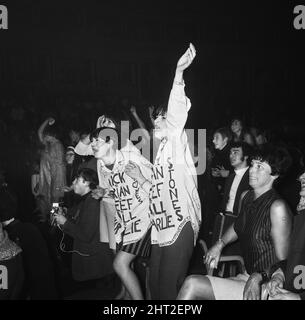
[1,0,304,130]
[1,1,305,213]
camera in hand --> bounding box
[49,202,64,226]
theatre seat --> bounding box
[199,211,245,277]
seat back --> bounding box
[201,212,245,277]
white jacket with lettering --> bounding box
[150,82,202,247]
[97,149,153,246]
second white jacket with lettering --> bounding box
[97,149,153,246]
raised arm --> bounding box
[38,117,55,144]
[166,43,196,131]
[174,43,196,84]
[129,106,151,143]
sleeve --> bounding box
[269,267,285,282]
[166,82,191,132]
[63,197,100,243]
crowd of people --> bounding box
[1,43,305,300]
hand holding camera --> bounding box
[91,186,106,200]
[53,211,67,226]
[50,203,67,226]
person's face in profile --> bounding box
[213,133,228,150]
[65,151,75,164]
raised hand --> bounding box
[176,43,196,73]
[48,117,55,125]
[130,106,137,114]
[96,115,116,129]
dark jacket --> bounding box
[63,191,114,281]
[211,143,233,194]
[221,167,250,216]
[79,157,97,172]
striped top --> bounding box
[234,189,279,274]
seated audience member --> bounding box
[263,171,305,300]
[230,118,255,146]
[0,222,24,300]
[65,146,79,186]
[0,169,58,299]
[53,168,114,283]
[64,146,81,209]
[216,142,252,256]
[177,144,292,300]
[211,127,233,194]
[68,129,80,147]
[250,126,268,148]
[200,143,219,245]
[221,142,252,217]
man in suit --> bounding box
[216,142,252,255]
[221,141,252,216]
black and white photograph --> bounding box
[1,0,305,314]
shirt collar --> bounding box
[234,166,249,176]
